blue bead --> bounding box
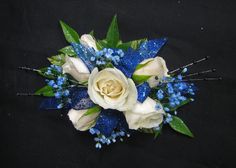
[170,102,176,107]
[90,56,96,61]
[47,80,55,86]
[55,92,62,99]
[177,75,182,80]
[89,128,95,135]
[157,93,164,100]
[95,143,102,149]
[57,103,63,109]
[63,90,70,96]
[164,107,170,111]
[107,48,113,54]
[182,68,188,73]
[119,131,125,136]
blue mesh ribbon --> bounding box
[116,38,167,78]
[71,43,96,71]
[94,109,128,137]
[136,82,151,102]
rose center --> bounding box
[97,79,123,98]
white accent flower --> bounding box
[88,68,137,111]
[134,57,169,88]
[67,109,99,131]
[62,56,90,82]
[124,97,165,130]
[79,34,98,51]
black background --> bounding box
[0,0,236,167]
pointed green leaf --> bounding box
[139,128,155,134]
[132,74,151,84]
[47,54,66,66]
[59,20,80,43]
[106,15,120,47]
[37,67,54,79]
[117,41,132,50]
[138,124,163,139]
[154,129,161,139]
[135,60,153,71]
[35,85,54,97]
[59,46,76,56]
[89,30,94,36]
[83,105,101,116]
[130,38,147,49]
[96,39,109,50]
[117,38,147,50]
[169,116,194,138]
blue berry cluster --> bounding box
[89,128,130,149]
[45,65,62,75]
[91,48,124,66]
[164,113,173,124]
[46,75,70,109]
[156,74,196,110]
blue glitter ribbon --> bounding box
[71,43,96,71]
[94,109,128,137]
[116,38,167,77]
[68,87,94,110]
[136,82,151,103]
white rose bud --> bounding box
[62,56,90,82]
[124,97,165,130]
[88,68,137,111]
[67,108,99,131]
[133,57,169,88]
[79,34,98,51]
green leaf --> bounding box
[59,46,76,56]
[34,85,54,97]
[154,124,163,139]
[169,116,194,138]
[59,20,80,43]
[97,62,114,70]
[96,39,109,50]
[106,15,120,47]
[83,105,101,116]
[37,67,56,79]
[132,74,151,84]
[37,67,53,78]
[139,124,163,139]
[47,54,66,66]
[117,38,147,50]
[117,41,131,50]
[139,128,155,134]
[135,60,153,71]
[163,98,193,111]
[89,30,94,36]
[130,38,147,49]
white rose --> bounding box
[88,68,137,111]
[79,34,98,51]
[67,108,99,131]
[124,97,165,130]
[133,57,168,88]
[62,56,90,82]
